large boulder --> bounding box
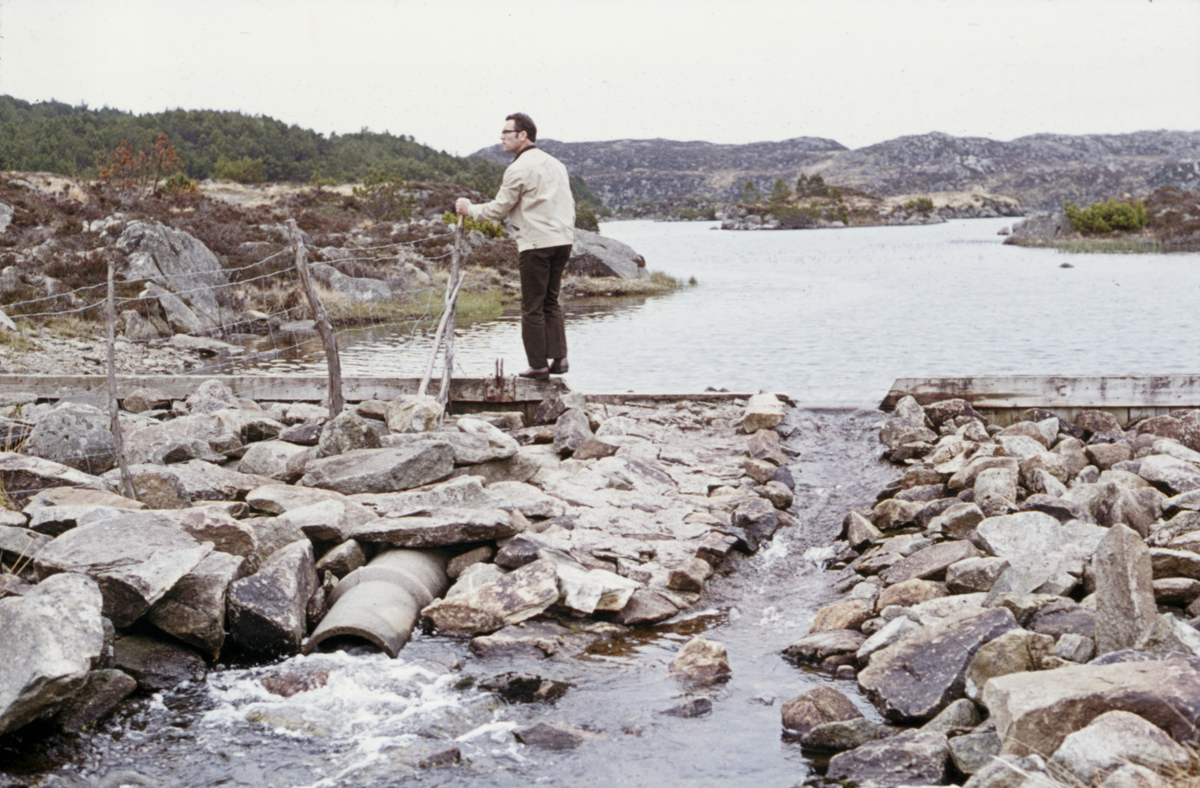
[982,657,1200,757]
[0,452,116,504]
[781,686,863,735]
[147,551,246,658]
[0,573,106,734]
[300,444,455,495]
[227,539,318,657]
[857,607,1019,723]
[568,228,645,278]
[310,263,392,303]
[22,403,116,475]
[421,558,559,635]
[1047,710,1194,787]
[116,220,237,333]
[33,515,212,627]
[825,730,950,788]
[1093,523,1159,655]
[347,507,518,548]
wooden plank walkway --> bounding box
[881,375,1200,425]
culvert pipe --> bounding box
[305,548,449,658]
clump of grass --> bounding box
[0,330,36,352]
[564,270,694,297]
[1055,237,1164,254]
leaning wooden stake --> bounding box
[106,260,137,501]
[437,218,466,406]
[418,217,465,400]
[287,219,344,417]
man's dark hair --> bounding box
[506,112,537,142]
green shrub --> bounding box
[214,155,268,184]
[1064,198,1148,233]
[769,178,792,204]
[905,196,935,213]
[163,171,199,195]
[741,180,761,204]
[575,205,600,233]
[353,169,416,221]
[441,212,506,238]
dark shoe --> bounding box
[549,358,569,375]
[519,367,551,380]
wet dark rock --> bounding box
[783,629,866,666]
[781,686,862,734]
[111,634,206,693]
[799,717,892,753]
[260,668,330,697]
[670,636,731,684]
[418,746,462,769]
[51,669,138,731]
[469,619,570,659]
[661,697,712,718]
[227,539,318,657]
[147,550,245,658]
[514,720,595,750]
[825,729,950,788]
[479,672,569,704]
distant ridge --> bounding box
[472,130,1200,210]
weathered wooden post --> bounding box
[417,216,465,402]
[287,219,344,417]
[106,260,137,500]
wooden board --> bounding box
[881,375,1200,426]
[0,374,568,405]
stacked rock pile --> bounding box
[0,382,797,737]
[784,396,1200,788]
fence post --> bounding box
[418,218,465,401]
[287,219,344,418]
[106,260,137,501]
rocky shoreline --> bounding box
[720,194,1024,232]
[0,381,795,743]
[783,397,1200,788]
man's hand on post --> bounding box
[455,198,471,216]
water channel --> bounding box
[4,219,1199,787]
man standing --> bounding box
[456,113,575,380]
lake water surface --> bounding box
[238,218,1200,406]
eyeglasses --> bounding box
[501,129,520,136]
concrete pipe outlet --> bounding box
[306,548,450,658]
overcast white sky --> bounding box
[2,0,1198,156]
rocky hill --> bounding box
[472,130,1200,211]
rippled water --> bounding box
[220,218,1200,406]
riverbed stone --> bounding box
[1094,524,1159,655]
[227,539,318,657]
[22,402,116,475]
[421,557,559,635]
[670,636,731,684]
[300,443,455,495]
[349,507,516,547]
[111,634,206,692]
[946,556,1010,594]
[742,393,786,433]
[927,502,984,539]
[51,669,138,731]
[809,598,874,633]
[880,541,983,586]
[963,629,1056,701]
[0,573,105,734]
[148,550,245,658]
[825,729,950,788]
[784,629,867,666]
[857,606,1019,723]
[799,718,890,753]
[618,588,682,625]
[982,657,1200,758]
[1048,710,1194,787]
[238,440,312,483]
[1139,454,1200,494]
[33,515,212,627]
[875,578,948,612]
[0,452,116,503]
[316,407,381,458]
[781,686,862,734]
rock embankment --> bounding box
[785,397,1200,788]
[0,382,796,736]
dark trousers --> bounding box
[519,244,571,368]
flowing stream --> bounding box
[5,219,1199,786]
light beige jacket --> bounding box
[467,147,575,252]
